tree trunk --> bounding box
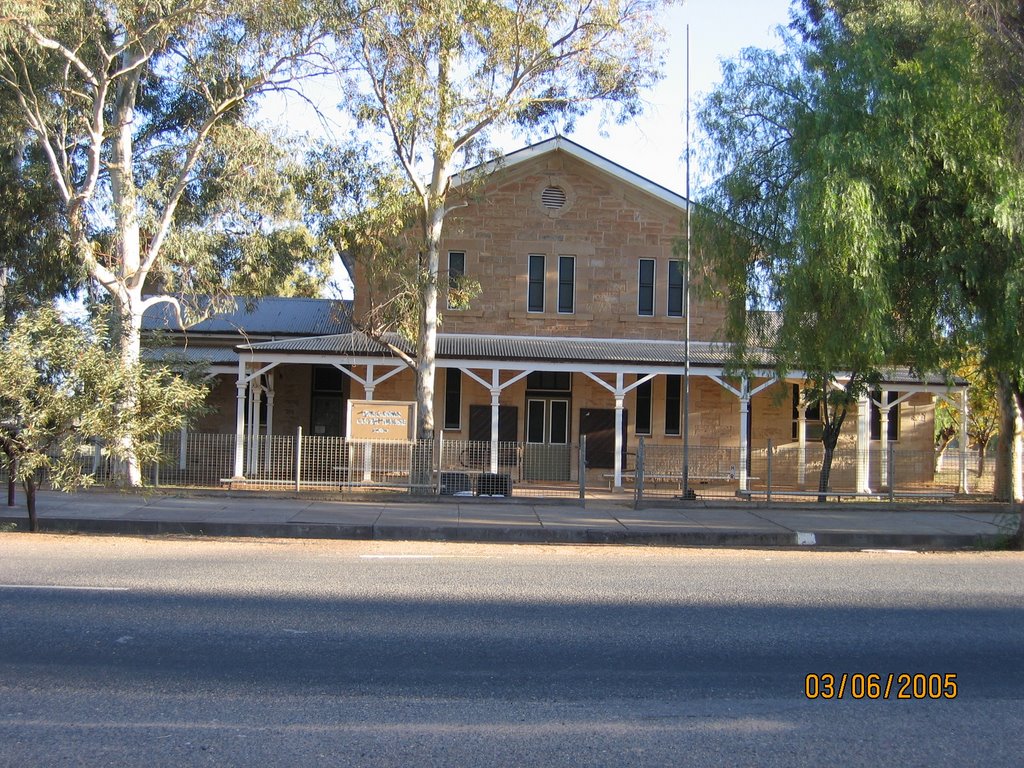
[415,193,446,441]
[976,440,988,479]
[934,432,954,472]
[816,408,846,502]
[817,444,835,503]
[994,373,1023,503]
[108,57,145,487]
[23,475,37,533]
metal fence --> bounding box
[148,431,586,499]
[632,438,994,505]
[0,431,1000,504]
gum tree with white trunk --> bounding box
[0,0,335,484]
[331,0,678,438]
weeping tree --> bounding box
[696,35,892,497]
[328,0,678,438]
[697,0,1023,503]
[0,0,336,484]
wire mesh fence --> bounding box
[0,430,1001,504]
[631,438,993,504]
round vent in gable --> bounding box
[541,185,567,210]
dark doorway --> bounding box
[465,405,519,468]
[580,408,629,470]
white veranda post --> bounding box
[459,368,532,475]
[856,392,871,494]
[709,376,778,493]
[581,371,657,489]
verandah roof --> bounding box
[236,331,959,387]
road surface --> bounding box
[1,534,1022,766]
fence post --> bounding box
[179,426,188,471]
[294,426,302,493]
[578,434,587,501]
[634,436,645,510]
[436,431,444,495]
[766,438,773,503]
[888,442,895,503]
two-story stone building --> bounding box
[191,136,966,494]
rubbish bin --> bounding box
[475,473,513,497]
[439,471,472,495]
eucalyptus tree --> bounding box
[0,0,336,483]
[0,97,79,321]
[330,0,678,438]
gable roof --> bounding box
[143,296,351,337]
[452,135,690,213]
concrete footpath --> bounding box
[1,488,1020,550]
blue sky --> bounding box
[563,0,794,195]
[268,0,795,196]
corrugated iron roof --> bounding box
[143,297,351,337]
[143,346,239,365]
[237,331,962,385]
[241,332,741,367]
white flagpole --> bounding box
[682,23,693,500]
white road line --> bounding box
[0,584,130,591]
[358,554,498,560]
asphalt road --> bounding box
[1,534,1022,767]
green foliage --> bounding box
[0,306,208,491]
[697,0,1022,398]
[328,0,677,433]
[0,0,335,318]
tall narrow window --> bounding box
[558,255,575,314]
[447,251,466,309]
[635,376,652,435]
[668,260,684,317]
[443,369,462,430]
[638,259,655,316]
[665,375,681,436]
[528,254,545,313]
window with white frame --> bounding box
[528,254,545,313]
[638,259,655,316]
[557,255,575,314]
[668,260,684,317]
[447,251,466,309]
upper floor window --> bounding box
[447,251,466,309]
[668,260,684,317]
[558,255,575,314]
[528,254,545,313]
[638,259,655,316]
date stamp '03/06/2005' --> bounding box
[805,673,959,700]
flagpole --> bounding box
[682,22,693,500]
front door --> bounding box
[524,398,571,481]
[467,405,518,469]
